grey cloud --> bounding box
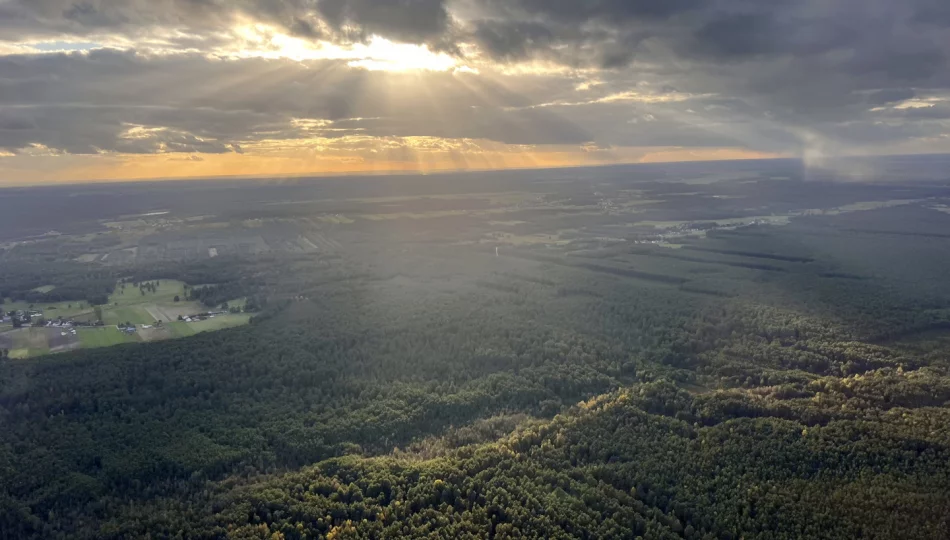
[0,110,37,130]
[688,12,782,59]
[2,46,945,158]
[113,128,235,154]
[468,0,949,62]
[914,0,950,25]
[464,0,950,121]
[1,0,949,159]
[317,0,449,42]
[472,21,556,63]
[463,0,701,67]
[468,16,649,69]
[866,88,916,106]
[0,0,451,45]
[875,105,950,120]
[0,50,597,154]
[0,103,248,155]
[474,0,704,24]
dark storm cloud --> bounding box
[471,20,556,63]
[0,0,451,44]
[468,0,948,61]
[865,89,917,106]
[473,0,704,24]
[463,0,700,68]
[914,0,950,25]
[451,0,948,158]
[0,110,37,131]
[316,0,450,42]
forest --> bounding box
[3,182,950,538]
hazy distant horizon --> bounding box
[4,152,950,189]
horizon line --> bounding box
[2,152,948,190]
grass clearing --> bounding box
[144,302,203,322]
[167,321,197,338]
[109,280,189,306]
[100,279,203,325]
[2,328,52,358]
[102,306,154,326]
[189,313,251,332]
[168,314,250,337]
[8,348,47,359]
[77,327,140,348]
[137,326,174,342]
[224,297,248,311]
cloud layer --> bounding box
[0,0,949,180]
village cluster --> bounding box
[2,307,232,335]
[0,309,99,329]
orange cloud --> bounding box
[0,138,785,186]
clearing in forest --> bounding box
[3,279,251,358]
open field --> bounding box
[77,327,140,348]
[108,280,207,323]
[143,303,202,322]
[0,328,48,359]
[110,280,189,305]
[166,322,196,338]
[102,305,154,326]
[167,313,251,338]
[0,327,81,358]
[223,297,248,311]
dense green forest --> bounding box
[0,261,120,305]
[3,206,950,538]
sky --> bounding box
[0,0,948,184]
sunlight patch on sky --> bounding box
[230,24,462,72]
[9,24,468,74]
[32,40,102,52]
[518,90,708,111]
[892,97,946,109]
